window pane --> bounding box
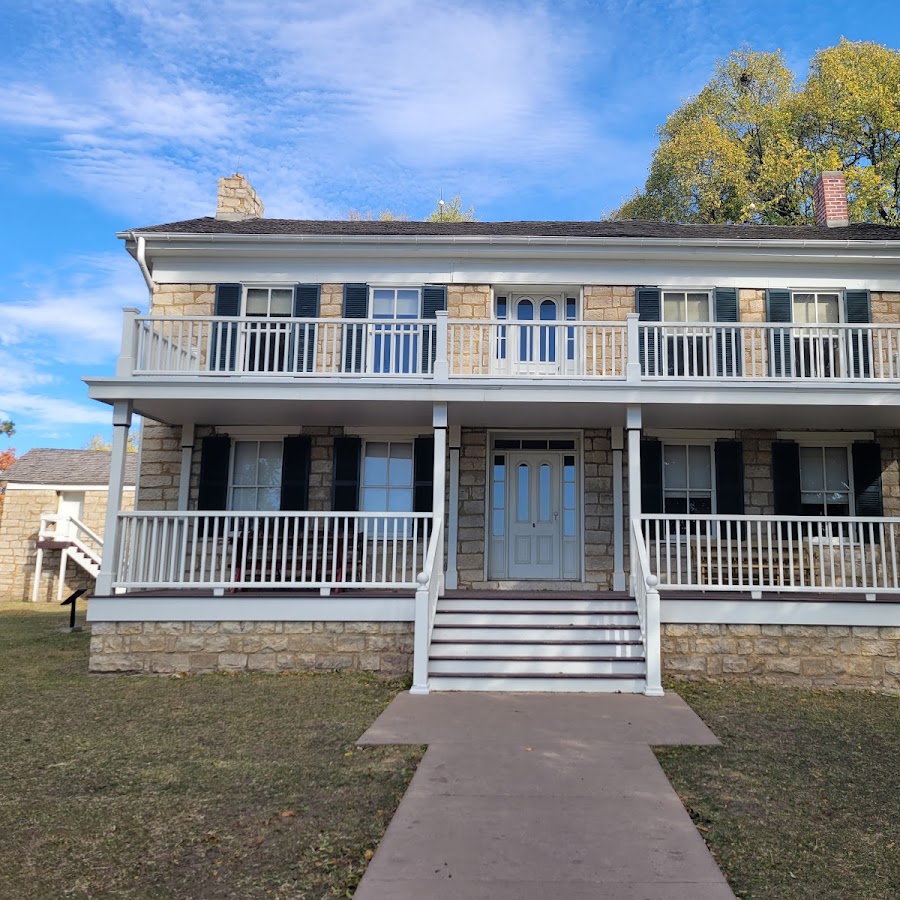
[516,299,534,321]
[799,447,824,492]
[257,441,282,486]
[540,299,557,321]
[363,443,389,485]
[232,442,258,486]
[663,445,687,490]
[539,464,551,520]
[686,293,709,322]
[361,487,387,511]
[497,297,508,319]
[388,445,413,486]
[231,487,257,511]
[566,298,577,321]
[517,464,529,521]
[246,288,268,315]
[818,294,840,324]
[372,290,393,317]
[688,496,712,514]
[824,446,850,493]
[388,489,413,511]
[688,445,712,489]
[396,290,419,317]
[270,289,293,316]
[793,294,813,324]
[663,293,684,321]
[564,510,576,536]
[258,487,281,511]
[664,496,688,514]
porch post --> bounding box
[433,310,450,380]
[95,400,133,596]
[611,426,626,591]
[433,403,448,593]
[446,425,461,590]
[31,547,44,603]
[177,423,195,510]
[626,406,642,595]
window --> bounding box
[662,291,710,323]
[799,445,851,516]
[662,291,712,376]
[662,444,713,514]
[244,286,293,372]
[360,441,414,512]
[370,288,421,374]
[791,292,842,378]
[230,440,283,511]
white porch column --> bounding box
[626,406,642,595]
[432,403,448,592]
[177,423,195,510]
[95,400,133,596]
[446,425,461,590]
[433,310,450,380]
[611,426,626,592]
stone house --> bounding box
[85,172,900,694]
[0,450,136,602]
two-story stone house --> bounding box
[86,173,900,694]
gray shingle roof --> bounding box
[3,449,138,486]
[123,217,900,242]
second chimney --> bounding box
[813,171,849,228]
[216,173,264,221]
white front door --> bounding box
[507,452,563,579]
[57,492,84,539]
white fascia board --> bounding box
[88,596,414,622]
[5,483,136,492]
[662,597,900,626]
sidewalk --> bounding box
[355,692,735,899]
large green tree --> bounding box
[615,40,900,225]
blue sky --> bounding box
[1,0,898,455]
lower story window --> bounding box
[799,446,851,516]
[360,441,413,512]
[230,440,282,510]
[663,444,713,514]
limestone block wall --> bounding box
[663,623,900,692]
[151,284,217,317]
[137,422,185,510]
[89,621,413,675]
[583,286,636,321]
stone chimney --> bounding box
[813,171,849,228]
[215,173,264,221]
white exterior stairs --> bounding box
[427,595,646,692]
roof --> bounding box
[3,449,138,486]
[123,217,900,242]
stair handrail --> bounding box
[39,514,103,568]
[631,518,663,696]
[411,516,444,694]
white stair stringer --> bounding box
[427,595,646,693]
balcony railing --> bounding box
[114,511,434,591]
[639,514,900,595]
[119,309,900,383]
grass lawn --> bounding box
[658,680,900,900]
[0,601,423,899]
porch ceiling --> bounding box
[86,376,900,430]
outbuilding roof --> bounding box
[3,449,138,486]
[122,217,900,242]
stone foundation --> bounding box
[89,621,414,675]
[663,623,900,691]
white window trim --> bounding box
[789,289,845,324]
[227,437,284,512]
[241,284,295,316]
[359,438,416,515]
[660,288,714,323]
[368,286,422,318]
[797,444,855,518]
[661,440,717,515]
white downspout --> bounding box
[135,235,156,292]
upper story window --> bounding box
[371,288,420,320]
[662,291,711,322]
[245,286,293,318]
[792,292,841,325]
[230,440,283,511]
[369,288,422,374]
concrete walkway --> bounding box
[355,692,734,900]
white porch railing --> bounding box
[631,518,663,696]
[638,322,900,380]
[411,516,444,693]
[114,511,433,591]
[123,312,900,383]
[640,514,900,596]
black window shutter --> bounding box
[772,440,801,515]
[198,434,231,511]
[280,436,311,510]
[845,290,872,378]
[413,436,435,512]
[213,284,241,371]
[422,286,447,374]
[332,437,361,511]
[766,289,793,377]
[292,284,320,373]
[852,441,883,523]
[640,439,663,514]
[342,284,368,373]
[636,288,661,376]
[715,440,744,514]
[714,288,742,377]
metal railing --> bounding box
[639,514,900,595]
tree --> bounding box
[615,40,900,225]
[347,209,409,221]
[426,195,476,222]
[0,420,14,438]
[85,433,140,453]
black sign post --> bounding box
[60,588,88,631]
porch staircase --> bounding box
[427,594,647,692]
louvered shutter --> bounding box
[636,288,661,376]
[422,286,447,374]
[342,284,368,373]
[772,441,801,515]
[413,436,435,512]
[213,284,241,371]
[280,436,311,510]
[198,435,231,510]
[332,437,361,511]
[766,289,793,377]
[291,284,320,374]
[714,288,741,377]
[852,442,883,544]
[640,439,663,513]
[715,440,744,514]
[845,290,872,379]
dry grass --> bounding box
[0,601,422,899]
